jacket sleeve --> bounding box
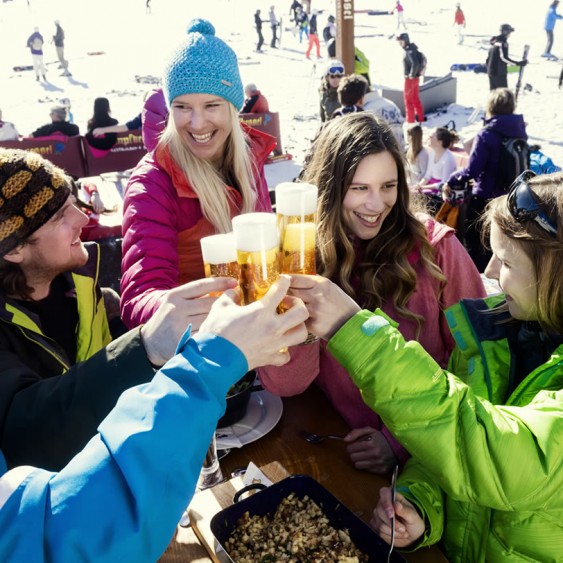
[141,88,168,152]
[0,329,155,471]
[328,310,563,513]
[0,332,248,563]
[120,161,180,328]
[258,340,320,396]
[447,130,493,186]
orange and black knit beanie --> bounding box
[0,148,71,257]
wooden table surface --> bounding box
[160,385,447,562]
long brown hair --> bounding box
[302,112,445,333]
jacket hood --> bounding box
[484,113,527,139]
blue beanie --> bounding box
[163,19,244,110]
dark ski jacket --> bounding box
[446,113,527,199]
[486,35,518,77]
[402,43,424,78]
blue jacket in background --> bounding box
[545,5,563,31]
[0,330,248,562]
[447,113,527,199]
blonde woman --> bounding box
[121,19,276,328]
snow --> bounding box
[1,0,562,187]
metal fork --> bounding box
[299,430,373,445]
[388,464,399,563]
[298,430,345,444]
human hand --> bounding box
[199,275,309,370]
[288,275,361,340]
[518,59,528,67]
[92,128,104,137]
[345,428,399,474]
[90,190,105,214]
[441,182,452,202]
[140,277,238,367]
[370,488,426,548]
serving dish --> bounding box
[210,474,406,562]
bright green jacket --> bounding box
[328,297,563,563]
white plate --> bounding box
[216,390,283,449]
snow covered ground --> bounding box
[1,0,562,184]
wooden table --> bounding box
[160,386,447,562]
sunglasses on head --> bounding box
[507,170,558,236]
[327,66,344,76]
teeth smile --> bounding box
[191,132,213,143]
[356,212,380,224]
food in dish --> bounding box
[224,492,368,562]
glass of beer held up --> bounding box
[232,213,280,305]
[275,182,318,275]
[200,233,239,279]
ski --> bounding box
[514,44,530,102]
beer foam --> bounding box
[283,222,316,252]
[275,182,318,216]
[232,212,279,252]
[200,233,237,264]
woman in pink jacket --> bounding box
[259,113,485,474]
[121,19,276,328]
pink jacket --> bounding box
[258,219,486,465]
[120,124,276,328]
[141,87,167,152]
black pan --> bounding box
[217,370,262,428]
[210,474,407,562]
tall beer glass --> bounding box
[275,182,318,275]
[232,213,280,305]
[200,233,239,279]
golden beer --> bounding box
[232,213,280,305]
[200,233,239,295]
[275,182,318,275]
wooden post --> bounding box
[335,0,355,73]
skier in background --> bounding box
[543,0,563,60]
[26,27,46,82]
[453,3,466,45]
[486,24,526,90]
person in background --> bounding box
[390,0,407,33]
[241,83,270,114]
[85,97,119,150]
[59,97,74,123]
[295,6,309,43]
[52,20,70,76]
[259,113,485,475]
[0,109,19,141]
[453,3,466,44]
[331,74,368,119]
[543,0,563,59]
[299,171,563,563]
[269,5,279,48]
[319,58,345,122]
[26,26,46,82]
[323,14,336,58]
[254,9,266,53]
[363,89,406,150]
[417,126,458,194]
[396,33,425,123]
[486,23,526,90]
[289,0,302,22]
[405,124,429,185]
[443,87,528,272]
[0,148,245,472]
[121,19,276,329]
[0,276,309,562]
[30,105,79,137]
[354,46,371,86]
[305,8,321,59]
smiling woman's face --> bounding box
[485,222,538,321]
[170,93,232,165]
[341,151,399,240]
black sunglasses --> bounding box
[507,170,558,236]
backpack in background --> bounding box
[488,129,530,191]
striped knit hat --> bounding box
[162,19,244,110]
[0,149,71,257]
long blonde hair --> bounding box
[302,113,446,335]
[159,103,257,233]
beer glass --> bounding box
[275,182,318,275]
[200,233,239,279]
[232,213,280,305]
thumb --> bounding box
[258,275,291,311]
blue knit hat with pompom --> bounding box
[163,19,244,110]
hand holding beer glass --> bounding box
[232,213,280,305]
[275,182,318,275]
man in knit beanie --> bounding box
[0,148,240,472]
